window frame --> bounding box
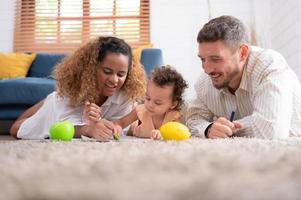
[14,0,150,52]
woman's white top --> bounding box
[17,91,133,139]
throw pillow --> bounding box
[0,53,36,79]
[133,44,153,63]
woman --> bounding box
[10,36,146,140]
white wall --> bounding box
[0,0,15,52]
[151,0,209,98]
[250,0,271,48]
[270,0,301,76]
[151,0,271,98]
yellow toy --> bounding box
[160,122,191,141]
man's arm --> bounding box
[237,71,294,139]
[186,99,242,139]
[185,97,214,138]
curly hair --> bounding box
[150,65,188,110]
[197,15,249,51]
[54,36,146,107]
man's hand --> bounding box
[207,117,243,139]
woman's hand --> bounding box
[151,129,162,140]
[83,118,115,141]
[83,101,102,124]
[113,123,123,136]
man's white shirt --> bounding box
[186,46,301,139]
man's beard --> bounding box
[212,66,240,90]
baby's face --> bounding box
[144,80,177,116]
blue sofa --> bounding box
[0,48,163,121]
[0,53,65,120]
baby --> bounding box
[113,65,188,139]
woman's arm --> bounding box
[114,109,138,128]
[111,109,138,136]
[10,99,45,138]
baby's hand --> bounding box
[151,129,162,140]
[83,101,102,124]
[172,112,183,121]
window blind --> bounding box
[14,0,150,53]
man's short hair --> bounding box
[197,15,249,51]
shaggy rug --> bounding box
[1,137,301,200]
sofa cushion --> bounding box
[0,53,36,79]
[28,53,65,78]
[0,77,55,105]
[0,106,32,120]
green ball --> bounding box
[49,121,75,141]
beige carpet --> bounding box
[1,137,301,200]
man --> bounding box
[186,15,301,139]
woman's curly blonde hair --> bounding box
[54,36,146,107]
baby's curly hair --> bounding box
[54,36,146,107]
[150,65,188,110]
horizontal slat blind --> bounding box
[14,0,150,53]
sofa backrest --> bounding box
[27,50,163,78]
[140,48,163,75]
[28,53,66,78]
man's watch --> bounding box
[204,123,213,138]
